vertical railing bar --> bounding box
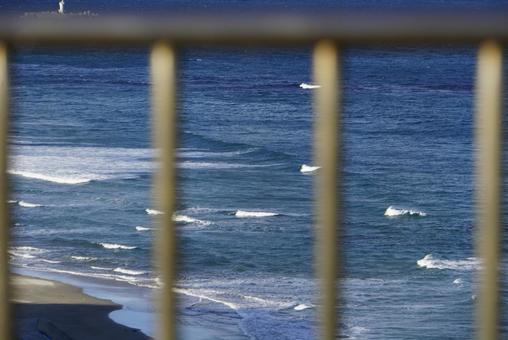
[0,42,12,340]
[313,40,341,340]
[150,42,178,340]
[475,40,503,340]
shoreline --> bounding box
[12,268,249,339]
[12,274,149,339]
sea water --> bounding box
[5,0,508,339]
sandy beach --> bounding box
[12,274,149,339]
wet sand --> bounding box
[12,274,149,339]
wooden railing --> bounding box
[0,11,505,340]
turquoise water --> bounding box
[5,1,508,339]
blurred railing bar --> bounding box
[313,40,341,340]
[150,42,178,340]
[0,43,12,340]
[475,40,503,340]
[2,11,508,44]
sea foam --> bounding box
[135,226,152,231]
[384,206,427,217]
[100,243,137,250]
[417,254,480,270]
[234,210,279,218]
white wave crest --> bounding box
[384,206,427,217]
[9,170,92,185]
[299,83,321,89]
[145,208,163,215]
[172,214,211,226]
[417,254,480,270]
[99,243,137,250]
[453,278,463,285]
[300,164,320,173]
[71,256,97,261]
[18,200,42,208]
[234,210,279,218]
[135,226,152,231]
[113,267,146,276]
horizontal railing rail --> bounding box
[1,11,508,44]
[0,10,504,340]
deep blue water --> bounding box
[4,1,508,339]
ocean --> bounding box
[4,1,508,339]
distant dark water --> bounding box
[5,1,508,339]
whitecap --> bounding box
[99,243,137,250]
[300,164,320,173]
[178,161,278,170]
[453,278,463,285]
[18,200,42,208]
[299,82,321,89]
[7,200,17,204]
[384,206,426,217]
[113,267,146,276]
[417,254,480,270]
[234,210,279,218]
[135,226,152,231]
[145,208,163,215]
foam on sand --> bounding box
[384,206,427,217]
[417,254,480,270]
[99,243,137,250]
[18,200,42,208]
[299,83,321,89]
[300,164,320,173]
[234,210,279,218]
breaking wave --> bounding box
[135,226,152,231]
[9,170,92,185]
